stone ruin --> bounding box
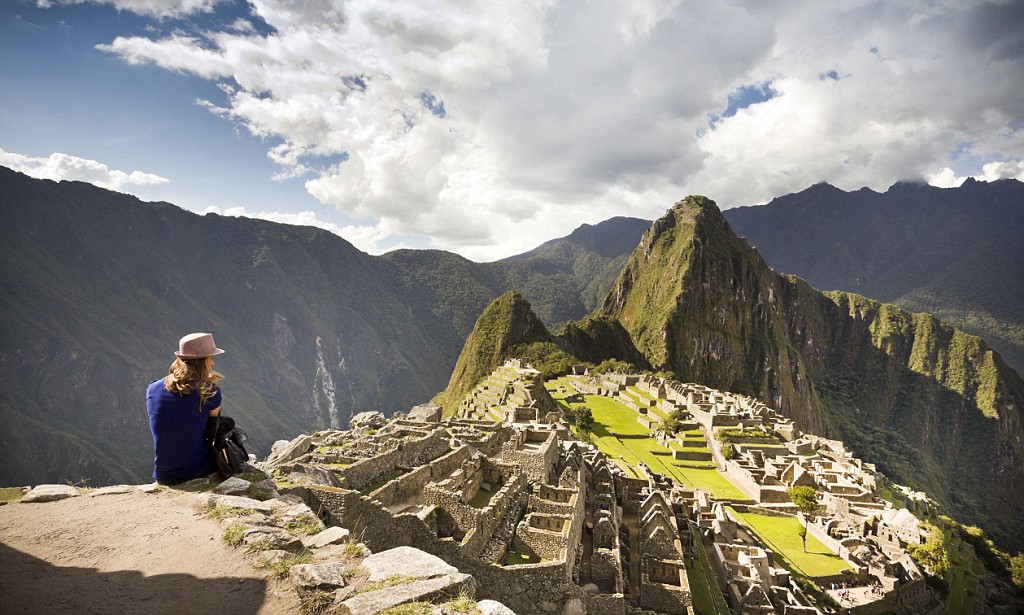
[256,362,945,615]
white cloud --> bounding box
[0,148,169,191]
[86,0,1024,258]
[202,205,399,254]
[39,0,224,18]
[927,159,1024,188]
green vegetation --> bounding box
[728,508,849,578]
[787,486,821,552]
[443,588,478,612]
[0,487,23,502]
[222,522,247,547]
[205,503,259,521]
[508,341,576,379]
[442,291,552,416]
[300,590,334,615]
[468,488,493,509]
[378,602,434,615]
[715,427,779,442]
[356,575,417,594]
[260,551,314,579]
[546,383,748,499]
[283,514,324,537]
[504,549,541,565]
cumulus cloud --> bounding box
[87,0,1024,258]
[37,0,224,19]
[0,148,169,191]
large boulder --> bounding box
[265,434,313,467]
[334,573,475,615]
[288,463,343,488]
[359,546,458,581]
[349,411,386,431]
[21,484,79,503]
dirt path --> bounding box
[0,488,302,615]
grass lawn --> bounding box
[673,466,748,500]
[468,488,494,508]
[687,556,724,615]
[728,508,849,578]
[555,392,749,500]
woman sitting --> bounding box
[146,332,225,485]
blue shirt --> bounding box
[146,378,222,483]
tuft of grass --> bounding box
[284,515,323,536]
[205,503,258,521]
[300,590,334,615]
[261,551,313,579]
[223,522,247,547]
[341,538,365,559]
[244,538,277,554]
[248,485,275,501]
[443,586,477,612]
[356,575,416,594]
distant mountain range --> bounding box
[2,166,1021,550]
[722,179,1024,374]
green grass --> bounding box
[0,487,24,502]
[686,557,723,614]
[553,391,748,499]
[468,488,493,508]
[672,466,748,500]
[728,508,849,578]
[503,550,541,565]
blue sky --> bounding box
[2,0,1022,260]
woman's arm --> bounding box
[209,406,221,417]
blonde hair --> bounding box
[164,357,224,407]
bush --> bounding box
[907,523,951,578]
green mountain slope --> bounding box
[599,196,1024,551]
[0,167,449,485]
[723,179,1024,373]
[441,291,551,414]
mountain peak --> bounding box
[441,291,551,413]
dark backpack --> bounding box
[209,415,249,479]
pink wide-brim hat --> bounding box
[174,332,225,359]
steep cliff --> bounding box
[600,196,1024,550]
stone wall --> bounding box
[639,563,690,615]
[306,485,585,615]
[502,429,558,484]
[370,445,472,508]
[336,428,449,490]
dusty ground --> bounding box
[0,488,302,615]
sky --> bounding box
[1,0,1022,261]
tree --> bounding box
[572,405,595,438]
[788,485,820,552]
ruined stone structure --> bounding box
[262,362,942,615]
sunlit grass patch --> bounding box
[728,507,849,578]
